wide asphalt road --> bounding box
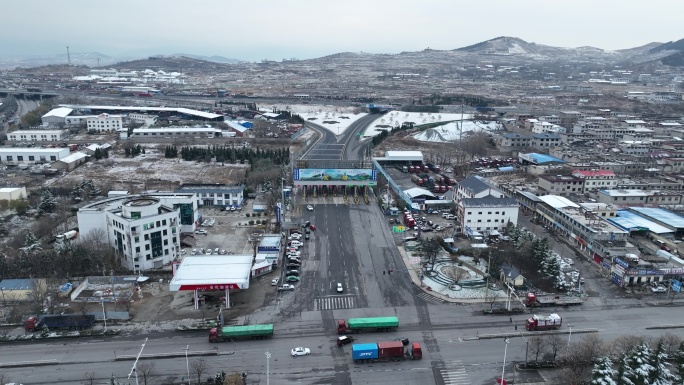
[303,113,380,161]
[2,301,684,384]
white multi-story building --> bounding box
[7,130,66,142]
[572,169,617,193]
[457,197,519,235]
[86,113,124,132]
[77,193,200,272]
[454,176,504,200]
[175,184,245,207]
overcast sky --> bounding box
[2,0,683,62]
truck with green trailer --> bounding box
[337,317,399,334]
[209,324,274,342]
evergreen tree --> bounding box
[20,231,42,254]
[94,147,102,160]
[590,356,617,385]
[616,354,633,385]
[38,189,57,213]
[649,341,675,385]
[675,342,684,384]
[624,343,655,385]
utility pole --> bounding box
[500,338,510,385]
[127,338,148,385]
[265,352,271,385]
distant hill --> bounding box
[169,53,243,64]
[110,55,231,73]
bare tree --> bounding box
[608,334,644,359]
[0,373,11,385]
[657,333,682,356]
[547,334,564,361]
[137,362,157,385]
[29,278,48,313]
[190,358,209,385]
[82,371,96,385]
[529,335,546,362]
[561,334,605,384]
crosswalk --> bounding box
[416,292,446,304]
[438,361,471,385]
[315,295,357,310]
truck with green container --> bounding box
[209,324,274,342]
[337,317,399,334]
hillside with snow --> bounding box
[413,121,503,143]
[362,112,472,138]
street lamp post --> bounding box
[182,345,190,385]
[127,338,148,385]
[101,297,107,332]
[519,332,529,366]
[500,338,510,385]
[567,324,574,346]
[265,351,271,385]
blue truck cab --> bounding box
[352,343,378,360]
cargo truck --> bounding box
[426,163,441,173]
[24,314,95,332]
[351,341,422,363]
[526,314,562,331]
[337,317,399,334]
[526,293,583,307]
[209,324,274,342]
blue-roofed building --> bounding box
[609,210,674,234]
[627,207,684,235]
[223,120,251,137]
[518,153,565,165]
[0,278,47,302]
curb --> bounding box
[115,350,219,361]
[0,359,58,368]
[463,328,599,340]
[646,324,684,330]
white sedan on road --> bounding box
[291,347,311,357]
[306,205,314,211]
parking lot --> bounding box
[183,207,267,256]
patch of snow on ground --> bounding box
[362,112,472,138]
[412,120,503,143]
[259,104,367,135]
[509,43,527,54]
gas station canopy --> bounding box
[169,255,252,291]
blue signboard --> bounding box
[614,257,630,269]
[275,203,282,225]
[673,279,682,293]
[295,168,376,182]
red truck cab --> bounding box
[410,342,422,359]
[24,316,39,332]
[208,327,219,342]
[337,320,348,334]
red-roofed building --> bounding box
[572,169,617,192]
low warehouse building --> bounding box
[0,279,47,302]
[0,148,71,164]
[0,187,27,201]
[7,130,66,142]
[53,152,89,171]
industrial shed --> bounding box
[0,148,71,164]
[0,187,27,201]
[0,279,47,302]
[53,152,89,171]
[41,107,74,125]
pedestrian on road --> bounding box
[509,317,512,323]
[515,325,518,331]
[383,271,386,275]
